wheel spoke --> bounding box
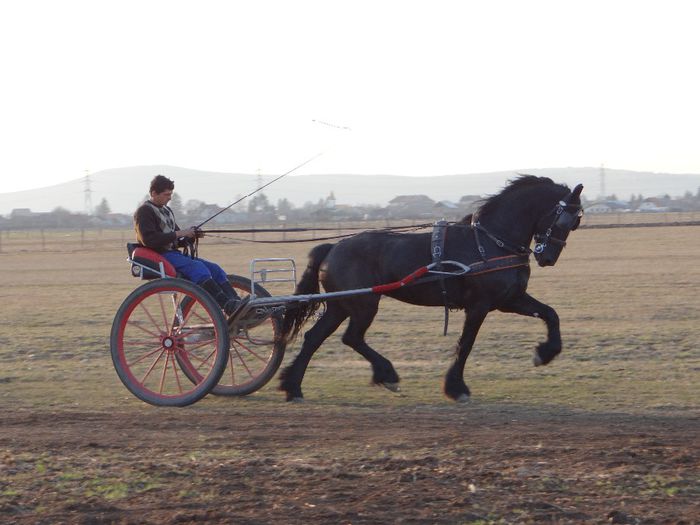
[159,352,170,394]
[127,345,165,367]
[227,352,236,385]
[230,344,255,378]
[122,338,162,347]
[179,299,206,331]
[139,348,166,385]
[171,353,184,393]
[127,319,162,339]
[137,303,166,336]
[180,336,217,350]
[188,308,210,324]
[231,338,269,364]
[158,293,170,332]
[183,347,217,371]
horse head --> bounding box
[533,183,584,267]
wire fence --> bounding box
[0,213,698,254]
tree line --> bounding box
[3,187,700,230]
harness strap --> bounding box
[431,220,450,336]
[466,254,530,275]
[470,219,531,257]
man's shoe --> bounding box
[223,298,241,316]
[226,296,251,325]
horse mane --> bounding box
[463,175,563,221]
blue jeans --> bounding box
[162,250,228,285]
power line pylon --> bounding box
[84,170,93,215]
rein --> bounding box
[199,223,433,244]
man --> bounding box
[134,174,242,315]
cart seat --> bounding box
[127,243,177,279]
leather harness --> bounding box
[429,220,530,335]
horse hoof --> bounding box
[289,396,304,403]
[533,354,543,367]
[381,382,401,393]
[455,394,471,404]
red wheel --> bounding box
[178,275,285,396]
[110,278,229,407]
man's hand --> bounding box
[176,227,197,239]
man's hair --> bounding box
[150,175,175,194]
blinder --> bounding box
[554,201,583,231]
[533,186,584,257]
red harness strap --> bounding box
[370,254,529,295]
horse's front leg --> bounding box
[444,305,489,402]
[498,292,561,366]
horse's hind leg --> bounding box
[279,303,348,402]
[341,297,400,392]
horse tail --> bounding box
[281,243,334,343]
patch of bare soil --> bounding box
[1,404,698,524]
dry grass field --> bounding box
[1,225,698,523]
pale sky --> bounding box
[1,0,699,193]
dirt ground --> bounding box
[1,403,698,524]
[1,226,699,523]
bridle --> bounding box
[533,199,583,254]
[469,187,583,260]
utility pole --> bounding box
[84,170,93,215]
[599,164,606,200]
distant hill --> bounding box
[1,165,699,215]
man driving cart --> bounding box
[133,174,242,316]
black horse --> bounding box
[279,175,583,402]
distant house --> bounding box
[389,195,435,206]
[433,200,460,217]
[585,202,613,214]
[10,208,34,218]
[388,195,436,218]
[638,201,668,212]
[585,200,628,214]
[90,213,132,227]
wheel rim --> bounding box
[114,283,225,402]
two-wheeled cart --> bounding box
[110,244,470,406]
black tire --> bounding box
[178,275,286,396]
[110,278,229,407]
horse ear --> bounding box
[572,184,583,197]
